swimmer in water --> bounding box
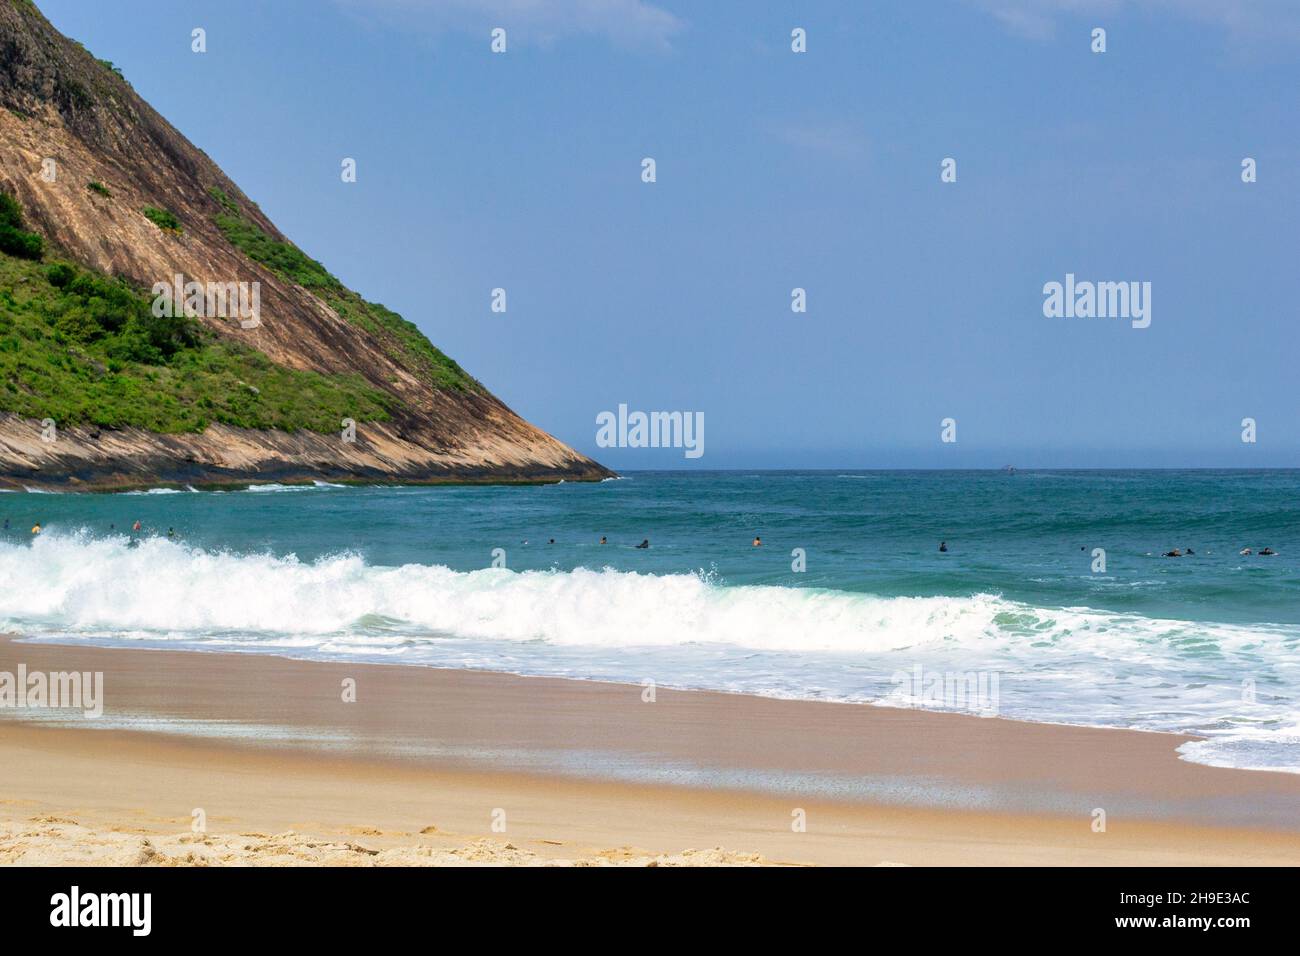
[548,538,555,545]
[1260,547,1277,556]
[167,527,176,538]
[636,539,650,549]
[1240,547,1252,556]
[599,536,607,545]
[752,536,762,547]
[31,523,41,535]
[1163,549,1182,557]
[938,541,948,553]
[132,520,142,532]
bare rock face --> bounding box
[0,0,612,489]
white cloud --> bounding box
[766,119,869,161]
[336,0,686,51]
[969,0,1300,47]
[969,0,1118,40]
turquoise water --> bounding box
[2,470,1298,772]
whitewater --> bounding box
[2,528,1297,774]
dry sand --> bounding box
[2,636,1299,866]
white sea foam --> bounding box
[1,531,1295,773]
[238,481,345,492]
[1178,722,1300,775]
[0,531,992,649]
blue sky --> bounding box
[36,0,1300,468]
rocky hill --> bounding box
[0,0,611,489]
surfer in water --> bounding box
[752,536,762,547]
[30,523,41,535]
[599,536,607,545]
[938,541,948,553]
[636,539,650,549]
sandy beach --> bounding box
[2,635,1299,866]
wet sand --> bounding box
[2,636,1299,866]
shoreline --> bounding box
[0,474,612,494]
[4,636,1300,865]
[5,631,1234,752]
[8,466,1300,495]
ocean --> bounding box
[2,470,1298,773]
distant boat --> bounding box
[1004,465,1016,475]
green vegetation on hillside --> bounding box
[210,189,478,391]
[0,190,397,433]
[86,181,111,197]
[207,185,239,214]
[0,253,396,432]
[214,209,333,290]
[54,77,91,110]
[0,192,44,259]
[142,205,181,233]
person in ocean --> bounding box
[132,520,142,532]
[636,539,649,549]
[1240,547,1252,555]
[31,523,41,535]
[1259,547,1277,556]
[167,527,176,538]
[548,538,555,545]
[1162,549,1182,557]
[938,541,948,553]
[752,536,762,547]
[599,536,607,545]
